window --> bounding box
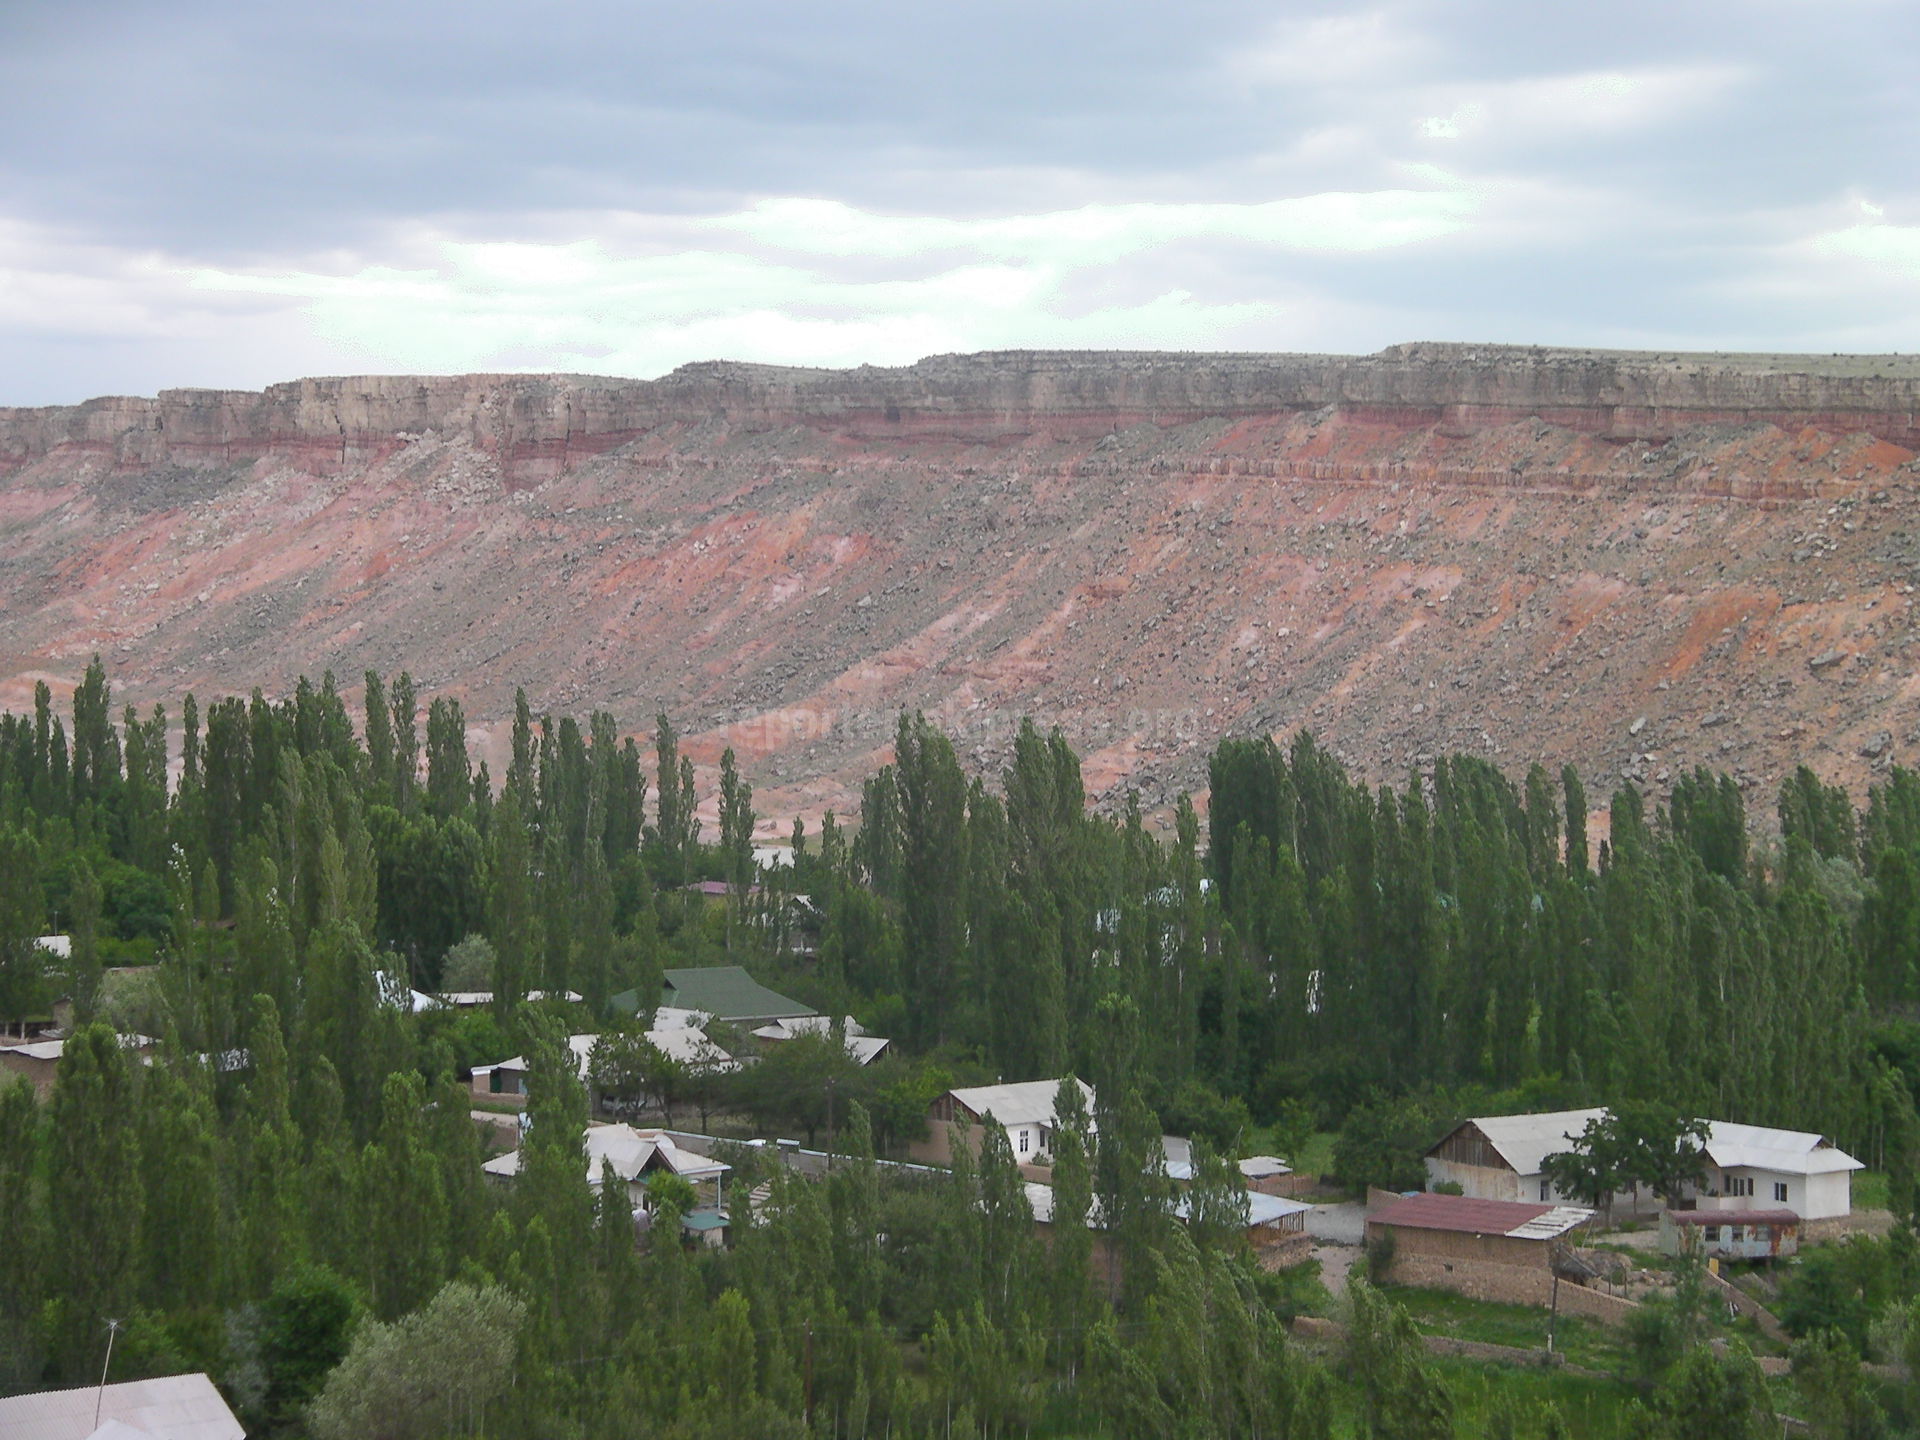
[1018,1129,1029,1154]
[1541,1179,1551,1201]
[1774,1182,1788,1203]
[1729,1226,1745,1243]
[1724,1174,1754,1198]
[1704,1226,1721,1243]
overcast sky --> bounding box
[2,0,1916,404]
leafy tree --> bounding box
[260,1264,362,1424]
[438,932,495,992]
[1791,1327,1886,1440]
[1344,1279,1453,1440]
[307,1280,526,1440]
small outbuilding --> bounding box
[1661,1208,1801,1261]
[1367,1192,1593,1270]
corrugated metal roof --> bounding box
[484,1123,731,1185]
[1667,1208,1801,1226]
[660,967,816,1023]
[1448,1109,1608,1176]
[1703,1122,1863,1176]
[949,1078,1094,1130]
[0,1373,243,1440]
[1371,1191,1591,1239]
[1442,1109,1863,1181]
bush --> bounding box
[1366,1228,1397,1285]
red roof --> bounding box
[1666,1209,1800,1227]
[1370,1192,1559,1236]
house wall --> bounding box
[1804,1171,1852,1221]
[1694,1168,1850,1221]
[907,1113,1035,1167]
[1422,1157,1526,1202]
[0,1051,57,1100]
[1659,1215,1799,1260]
[1368,1221,1550,1269]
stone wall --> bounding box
[1386,1255,1641,1326]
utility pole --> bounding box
[94,1318,121,1430]
[1547,1274,1560,1355]
[803,1320,814,1426]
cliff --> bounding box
[3,344,1918,828]
[8,344,1920,484]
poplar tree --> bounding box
[49,1024,144,1377]
[389,672,419,812]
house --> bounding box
[1424,1108,1863,1220]
[1366,1192,1595,1306]
[482,1123,732,1244]
[0,1032,158,1101]
[648,966,817,1026]
[750,1014,892,1065]
[1692,1122,1862,1221]
[1424,1108,1608,1204]
[911,1079,1097,1166]
[1661,1208,1801,1261]
[429,990,582,1009]
[0,1371,244,1440]
[1024,1180,1311,1277]
[1159,1137,1296,1194]
[470,1026,736,1107]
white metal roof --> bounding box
[1704,1121,1864,1175]
[949,1078,1095,1131]
[1450,1109,1862,1181]
[1453,1108,1609,1176]
[1026,1182,1305,1230]
[481,1029,737,1083]
[1506,1205,1595,1240]
[483,1123,731,1185]
[0,1373,243,1440]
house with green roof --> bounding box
[611,966,816,1026]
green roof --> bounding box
[659,966,816,1024]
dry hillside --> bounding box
[4,343,1919,833]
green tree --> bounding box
[307,1281,526,1440]
[48,1023,144,1377]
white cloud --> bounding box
[0,184,1480,392]
[1414,64,1749,148]
[1226,8,1440,90]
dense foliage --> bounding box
[3,660,1920,1435]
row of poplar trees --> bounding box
[1,660,1917,1435]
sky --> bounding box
[2,0,1917,404]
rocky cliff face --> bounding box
[5,344,1919,830]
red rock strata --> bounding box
[5,344,1920,832]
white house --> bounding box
[750,1014,893,1065]
[1424,1108,1607,1204]
[1424,1108,1863,1220]
[911,1078,1097,1166]
[471,1026,736,1105]
[1694,1121,1862,1221]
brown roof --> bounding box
[1371,1192,1566,1237]
[1666,1209,1801,1227]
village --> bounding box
[11,923,1883,1424]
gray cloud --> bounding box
[1,0,1917,402]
